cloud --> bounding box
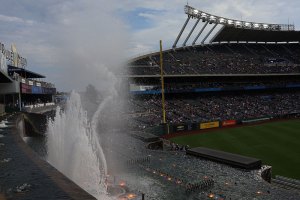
[0,14,34,25]
[48,1,128,91]
[1,0,129,91]
[0,0,299,91]
[138,13,157,20]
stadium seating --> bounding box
[129,43,300,75]
[127,91,300,129]
[127,43,300,132]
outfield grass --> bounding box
[171,120,300,179]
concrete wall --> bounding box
[21,112,49,136]
[0,80,20,94]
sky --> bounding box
[0,0,299,91]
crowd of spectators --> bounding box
[127,92,300,129]
[129,43,300,75]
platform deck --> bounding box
[187,147,261,169]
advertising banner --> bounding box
[200,121,220,130]
[21,83,32,94]
[222,120,237,127]
[21,87,27,93]
[242,117,270,124]
[175,125,186,132]
[32,86,43,94]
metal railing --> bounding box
[10,72,55,88]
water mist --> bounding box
[47,91,113,199]
[43,1,128,199]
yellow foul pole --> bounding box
[159,40,166,124]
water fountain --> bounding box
[47,91,111,200]
[27,88,300,200]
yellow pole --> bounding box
[159,40,166,124]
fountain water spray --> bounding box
[47,91,113,199]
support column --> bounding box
[192,21,208,46]
[183,19,200,47]
[201,23,218,45]
[172,16,191,48]
[18,81,22,111]
[18,93,22,111]
[209,25,225,44]
[12,94,15,107]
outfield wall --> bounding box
[153,112,300,136]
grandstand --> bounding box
[0,42,56,113]
[116,5,300,199]
[128,43,300,75]
[126,5,300,135]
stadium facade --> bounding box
[127,5,300,135]
[0,42,56,114]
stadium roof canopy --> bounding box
[8,65,46,79]
[212,26,300,43]
[173,5,300,48]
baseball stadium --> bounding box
[1,3,300,200]
[124,4,300,199]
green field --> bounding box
[171,120,300,179]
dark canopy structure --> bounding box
[0,70,13,83]
[213,26,300,43]
[8,65,45,79]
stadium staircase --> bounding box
[272,175,300,192]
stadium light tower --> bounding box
[174,5,296,47]
[201,23,217,44]
[183,19,200,46]
[173,16,191,48]
[192,21,208,46]
[184,5,294,31]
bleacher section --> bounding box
[128,43,300,76]
[126,41,300,135]
[127,91,300,129]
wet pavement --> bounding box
[0,114,95,200]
